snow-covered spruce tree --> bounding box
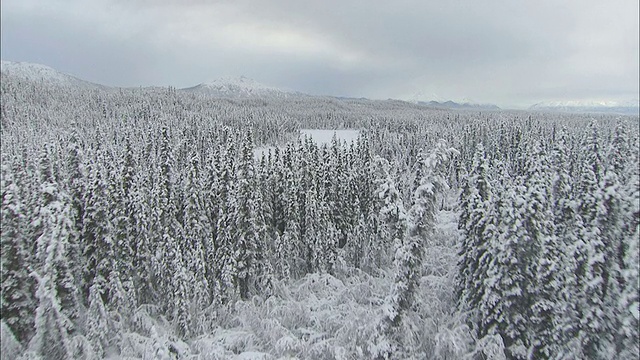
[582,166,628,359]
[64,129,86,283]
[181,150,210,316]
[211,135,238,305]
[32,146,79,330]
[455,143,494,339]
[281,147,303,279]
[574,124,620,359]
[373,156,408,252]
[109,137,137,301]
[28,148,79,358]
[369,156,408,360]
[474,158,510,357]
[607,122,631,184]
[618,160,639,359]
[372,140,458,359]
[480,177,529,358]
[1,160,36,344]
[202,143,223,303]
[29,272,74,360]
[481,141,556,360]
[81,152,115,305]
[85,274,113,357]
[232,130,271,299]
[156,127,199,337]
[129,165,155,306]
[549,128,585,356]
[264,148,294,280]
[327,134,349,250]
[524,142,561,359]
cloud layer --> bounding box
[2,0,638,107]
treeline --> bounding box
[1,74,639,359]
[456,122,639,359]
[2,122,400,357]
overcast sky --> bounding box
[2,0,638,108]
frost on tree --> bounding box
[372,139,458,359]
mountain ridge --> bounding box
[529,99,639,115]
[0,60,105,89]
[417,100,501,111]
[181,76,301,99]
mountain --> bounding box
[417,100,501,111]
[529,99,639,115]
[181,76,298,98]
[0,60,104,88]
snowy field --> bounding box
[254,129,360,159]
[299,129,360,145]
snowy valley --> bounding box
[0,62,639,360]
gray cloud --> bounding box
[2,0,638,108]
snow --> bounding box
[182,76,296,98]
[253,146,278,159]
[529,99,640,114]
[0,60,97,88]
[532,99,639,108]
[299,129,360,145]
[254,129,360,159]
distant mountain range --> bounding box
[416,100,501,111]
[529,100,639,115]
[407,92,501,111]
[181,76,300,99]
[2,60,639,115]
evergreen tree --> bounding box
[525,143,560,358]
[182,151,210,315]
[81,154,115,305]
[456,143,494,339]
[29,151,78,358]
[550,129,585,356]
[85,275,112,357]
[376,140,458,359]
[32,146,79,328]
[618,165,639,359]
[233,131,270,299]
[0,161,35,344]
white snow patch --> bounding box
[0,60,96,88]
[254,129,360,159]
[299,129,360,145]
[254,146,278,160]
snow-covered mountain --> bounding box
[0,60,103,88]
[529,99,639,115]
[181,76,298,98]
[418,100,501,111]
[407,92,500,111]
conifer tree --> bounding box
[32,146,79,327]
[456,143,493,339]
[233,130,269,299]
[525,143,561,358]
[0,161,35,344]
[549,129,584,355]
[375,140,458,359]
[81,154,115,305]
[212,135,238,304]
[85,275,112,357]
[29,149,78,358]
[182,151,210,311]
[618,164,639,359]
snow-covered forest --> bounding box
[1,73,639,359]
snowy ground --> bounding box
[254,129,360,159]
[299,129,360,145]
[110,209,462,360]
